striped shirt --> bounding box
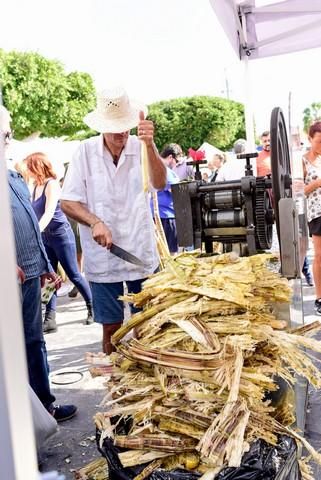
[7,169,52,280]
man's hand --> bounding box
[40,272,62,290]
[92,222,113,249]
[138,111,154,146]
[17,266,25,284]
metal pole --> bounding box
[224,68,230,100]
[0,133,39,478]
[241,11,256,152]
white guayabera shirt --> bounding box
[61,134,159,282]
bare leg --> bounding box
[102,323,122,354]
[312,235,321,299]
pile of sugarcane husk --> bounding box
[86,352,113,378]
[74,457,108,479]
[95,251,321,480]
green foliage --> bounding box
[148,96,245,152]
[0,49,96,139]
[0,51,245,147]
[67,129,98,141]
[303,102,321,133]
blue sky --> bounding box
[1,0,321,135]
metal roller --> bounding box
[204,209,246,228]
[204,190,242,209]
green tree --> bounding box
[67,94,246,148]
[303,102,321,133]
[147,96,245,152]
[0,50,96,139]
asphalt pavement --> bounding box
[39,284,106,479]
[39,271,318,479]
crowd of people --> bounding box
[1,85,321,431]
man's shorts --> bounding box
[89,279,145,325]
[308,216,321,237]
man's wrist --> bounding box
[46,264,54,274]
[90,219,104,229]
[146,141,156,151]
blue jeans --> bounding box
[302,256,311,277]
[42,223,92,312]
[21,277,55,409]
[161,218,178,253]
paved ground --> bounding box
[39,269,318,479]
[39,285,106,479]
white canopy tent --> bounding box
[198,142,223,158]
[8,138,80,181]
[209,0,321,145]
[210,0,321,60]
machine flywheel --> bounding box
[270,107,292,239]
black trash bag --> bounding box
[97,419,300,480]
[215,436,301,480]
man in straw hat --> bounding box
[61,87,166,354]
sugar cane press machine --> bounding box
[172,152,275,255]
[172,107,306,280]
[172,107,309,434]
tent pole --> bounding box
[243,57,255,151]
[241,10,256,152]
[0,134,38,478]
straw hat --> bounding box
[83,87,148,134]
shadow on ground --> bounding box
[48,342,101,372]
